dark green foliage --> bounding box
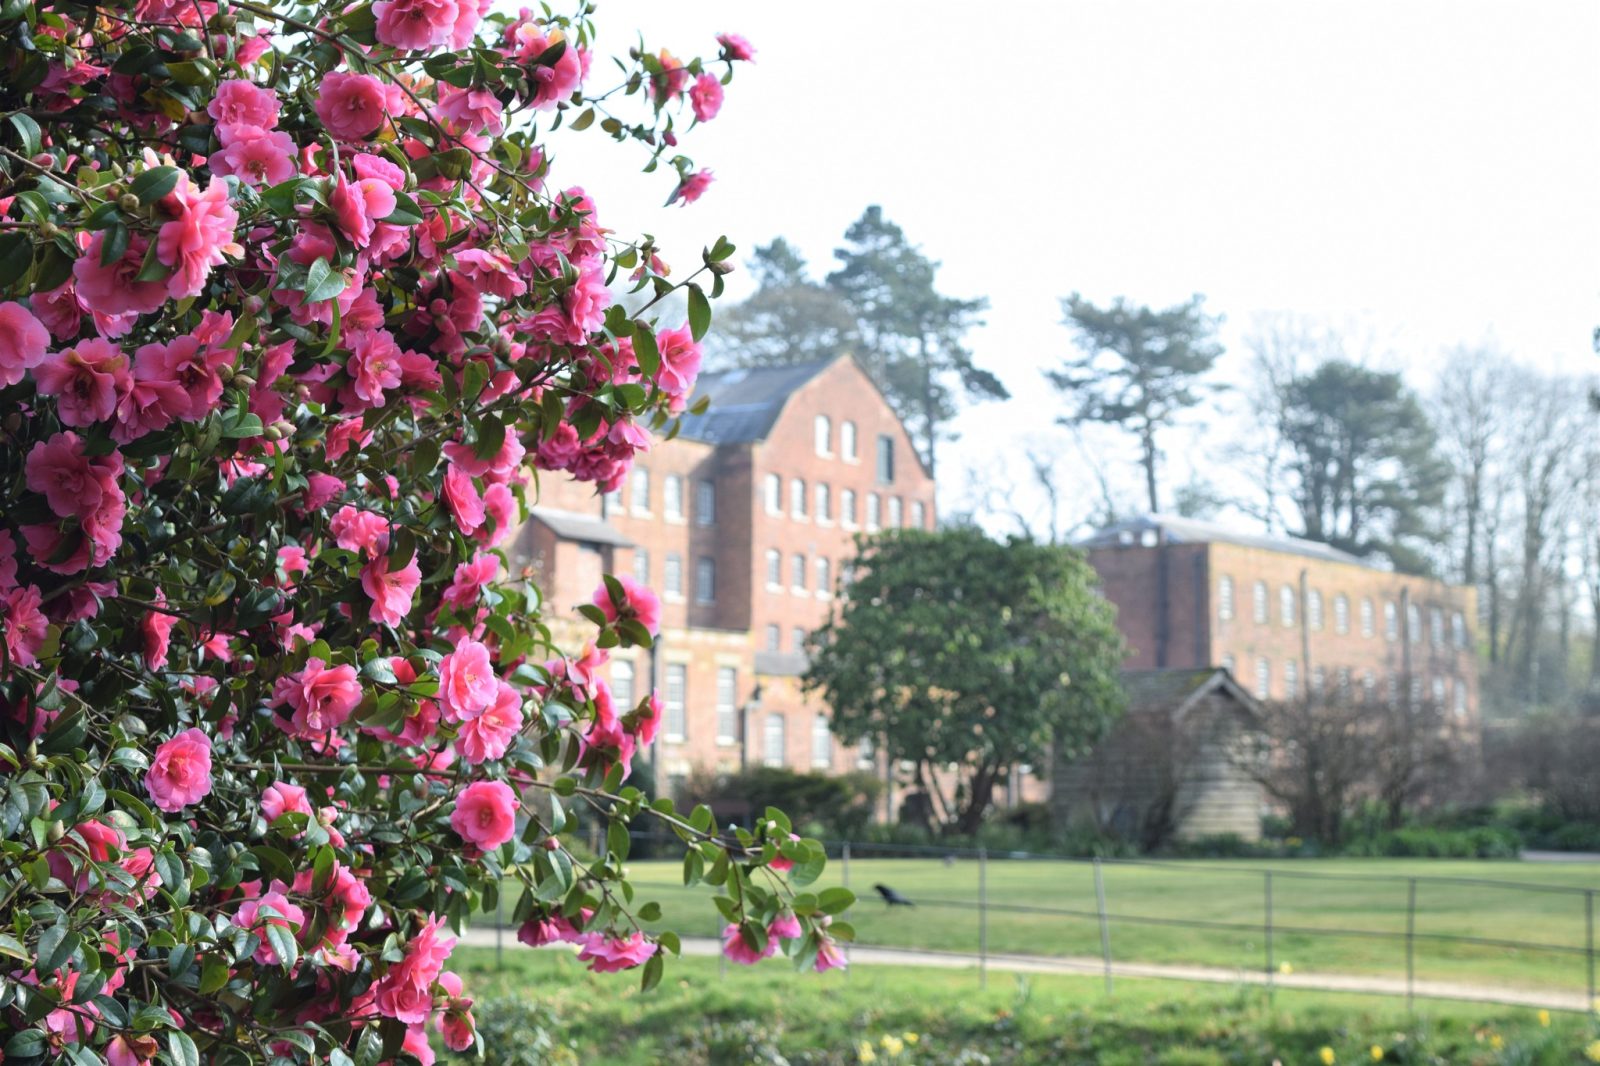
[683,766,883,837]
[707,238,860,367]
[805,527,1126,835]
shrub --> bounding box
[685,766,884,838]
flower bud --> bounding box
[118,193,142,213]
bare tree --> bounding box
[1229,314,1322,533]
[1067,709,1211,850]
[1429,344,1512,587]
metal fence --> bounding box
[487,834,1600,1014]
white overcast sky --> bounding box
[549,1,1600,530]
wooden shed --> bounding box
[1051,667,1265,847]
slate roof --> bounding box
[1079,513,1369,567]
[675,360,835,444]
[530,508,634,547]
[1121,667,1262,722]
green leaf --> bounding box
[263,922,298,971]
[639,950,664,992]
[0,231,33,290]
[571,107,596,131]
[168,1029,201,1066]
[381,190,424,226]
[817,886,855,915]
[198,954,230,995]
[6,112,42,157]
[686,283,711,341]
[129,166,181,204]
[303,257,347,304]
[632,327,661,381]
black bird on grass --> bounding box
[874,883,914,907]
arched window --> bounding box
[1279,584,1296,627]
[790,478,807,518]
[841,420,858,460]
[1254,658,1271,699]
[814,414,832,456]
[1252,581,1268,623]
[1360,598,1375,637]
[815,483,831,522]
[763,473,782,515]
[1306,589,1322,630]
[1217,575,1235,621]
[841,489,858,526]
[1334,594,1350,635]
[790,553,807,591]
[814,557,831,595]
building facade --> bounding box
[510,356,936,801]
[1080,515,1479,723]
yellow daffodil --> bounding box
[1279,962,1294,975]
[1489,1034,1504,1051]
[1585,1038,1600,1063]
[880,1035,905,1057]
[1538,1009,1550,1027]
[1319,1048,1336,1065]
[1369,1045,1383,1061]
[903,1032,920,1045]
[858,1042,877,1064]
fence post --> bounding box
[494,886,503,969]
[1264,871,1274,1004]
[1587,889,1595,1014]
[842,841,852,973]
[978,847,989,990]
[1094,857,1113,997]
[1405,878,1417,1014]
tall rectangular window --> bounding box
[696,480,716,525]
[1306,589,1322,630]
[695,556,715,605]
[764,624,780,651]
[842,489,858,527]
[633,548,650,585]
[875,435,895,483]
[763,713,786,767]
[811,714,831,767]
[1360,598,1375,637]
[857,735,874,768]
[1217,575,1234,621]
[1283,659,1298,699]
[1454,681,1468,716]
[841,421,858,461]
[790,478,807,519]
[604,484,623,513]
[664,553,683,598]
[1430,606,1444,646]
[814,415,832,456]
[1334,594,1349,635]
[631,467,651,513]
[763,474,782,515]
[1407,602,1422,643]
[663,474,684,521]
[867,493,882,530]
[815,557,831,596]
[792,626,807,653]
[765,549,782,588]
[888,496,903,527]
[716,667,738,743]
[790,553,807,592]
[612,659,635,708]
[1253,581,1268,624]
[1384,601,1398,641]
[815,483,831,523]
[912,501,927,529]
[1279,585,1296,627]
[1254,657,1270,700]
[664,664,687,741]
[1452,611,1467,648]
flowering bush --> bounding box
[0,2,847,1061]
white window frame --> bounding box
[763,473,782,516]
[841,420,858,461]
[763,712,785,767]
[664,664,687,742]
[1217,575,1234,622]
[695,556,715,605]
[715,667,738,745]
[696,479,716,526]
[663,474,685,522]
[814,415,832,457]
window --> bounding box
[604,484,623,513]
[663,553,683,598]
[1279,585,1296,627]
[1429,607,1444,646]
[792,626,807,653]
[887,496,903,527]
[857,736,874,768]
[1408,676,1423,706]
[663,474,684,521]
[790,553,807,592]
[814,415,831,456]
[1384,601,1398,641]
[875,435,895,483]
[815,483,831,523]
[867,493,882,531]
[1337,667,1352,701]
[1217,576,1235,621]
[1431,676,1446,705]
[841,489,858,527]
[815,557,831,596]
[1252,581,1268,624]
[1452,611,1467,648]
[1360,598,1375,638]
[1283,659,1298,700]
[1386,673,1399,705]
[790,478,807,519]
[912,501,927,529]
[664,664,687,741]
[1454,681,1468,717]
[811,714,831,768]
[841,420,858,461]
[633,548,650,585]
[765,549,782,589]
[696,479,716,525]
[631,466,651,513]
[764,624,780,651]
[612,659,635,708]
[1334,594,1350,635]
[763,473,782,515]
[716,667,738,743]
[1407,602,1421,644]
[1307,589,1323,631]
[1311,666,1326,696]
[763,713,785,767]
[1362,671,1377,702]
[1221,653,1236,674]
[695,556,715,605]
[1254,658,1270,699]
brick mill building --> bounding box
[510,356,936,801]
[1079,514,1479,720]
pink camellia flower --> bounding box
[591,575,661,636]
[721,923,775,965]
[209,125,297,187]
[450,780,518,851]
[442,462,485,535]
[34,338,131,426]
[653,49,690,102]
[207,78,281,134]
[769,911,804,942]
[630,691,663,746]
[768,832,803,874]
[72,232,167,317]
[516,909,590,947]
[105,1034,162,1066]
[477,482,517,546]
[279,658,363,736]
[303,472,345,511]
[653,324,703,408]
[261,781,314,824]
[330,175,397,250]
[671,168,714,207]
[577,931,657,973]
[441,552,499,610]
[2,585,48,668]
[115,344,187,444]
[361,553,421,627]
[329,505,389,558]
[0,301,49,386]
[156,175,241,300]
[24,431,115,520]
[438,84,504,135]
[374,916,456,1024]
[504,20,587,109]
[717,32,756,61]
[345,327,405,406]
[435,973,476,1051]
[690,73,724,122]
[815,933,847,972]
[456,680,523,764]
[314,71,395,140]
[144,728,213,813]
[438,639,497,721]
[236,882,306,966]
[373,0,459,51]
[141,591,177,670]
[448,0,491,46]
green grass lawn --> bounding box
[488,855,1600,995]
[448,947,1600,1066]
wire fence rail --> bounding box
[482,832,1600,1014]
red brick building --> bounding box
[1080,515,1479,723]
[511,356,936,802]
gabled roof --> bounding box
[675,360,835,445]
[1121,667,1262,723]
[530,508,633,547]
[1080,513,1368,567]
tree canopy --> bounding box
[804,528,1126,834]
